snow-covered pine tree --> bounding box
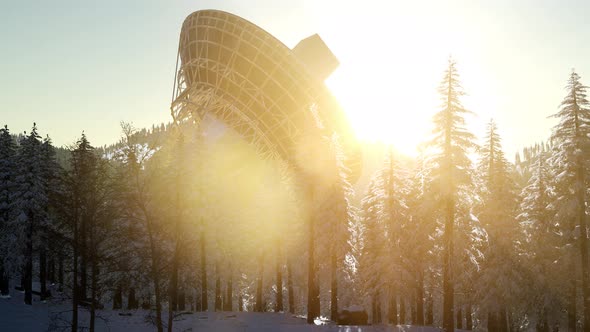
[63,132,100,331]
[116,123,165,332]
[38,135,61,301]
[424,58,477,332]
[277,162,307,315]
[12,124,46,305]
[357,149,414,325]
[160,127,190,332]
[548,70,590,331]
[0,125,17,296]
[358,175,388,324]
[518,151,563,331]
[380,148,410,325]
[475,120,522,331]
[404,157,439,326]
[291,106,338,323]
[314,132,355,321]
[68,134,116,332]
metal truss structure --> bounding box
[170,10,360,180]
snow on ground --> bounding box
[0,291,50,331]
[0,286,461,332]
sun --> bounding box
[326,68,433,157]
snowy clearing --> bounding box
[0,289,463,332]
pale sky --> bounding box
[2,0,589,158]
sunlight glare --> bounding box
[312,0,506,157]
[326,66,433,157]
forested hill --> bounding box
[98,122,173,159]
[49,122,173,169]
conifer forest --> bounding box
[2,60,590,332]
[2,2,590,332]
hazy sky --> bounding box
[2,0,590,158]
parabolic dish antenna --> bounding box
[171,10,361,181]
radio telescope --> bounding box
[170,10,360,180]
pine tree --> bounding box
[358,176,388,324]
[0,125,16,296]
[404,157,438,326]
[166,129,187,332]
[548,70,590,331]
[476,120,521,331]
[518,152,563,330]
[71,136,114,332]
[313,133,355,321]
[13,124,46,305]
[381,148,409,325]
[117,123,165,332]
[425,58,477,331]
[65,132,98,331]
[38,135,61,300]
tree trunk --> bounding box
[577,169,590,332]
[200,231,208,312]
[372,295,378,324]
[416,270,424,325]
[146,218,163,332]
[177,287,185,310]
[389,293,398,324]
[0,263,8,296]
[466,302,473,330]
[569,279,577,332]
[426,291,434,326]
[128,288,137,309]
[287,259,295,314]
[457,307,463,329]
[537,308,548,332]
[373,292,381,324]
[499,307,507,332]
[215,263,222,311]
[255,252,264,312]
[48,258,55,284]
[40,248,47,300]
[411,302,417,325]
[24,215,33,305]
[572,103,589,332]
[152,269,163,332]
[58,253,64,290]
[168,246,179,332]
[488,311,496,332]
[224,277,232,311]
[400,297,406,324]
[276,244,283,312]
[442,196,455,332]
[113,284,122,309]
[89,259,98,332]
[414,303,419,325]
[169,147,183,332]
[330,251,337,320]
[312,272,320,318]
[72,214,79,332]
[238,292,243,312]
[142,295,151,310]
[307,193,318,324]
[80,218,87,303]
